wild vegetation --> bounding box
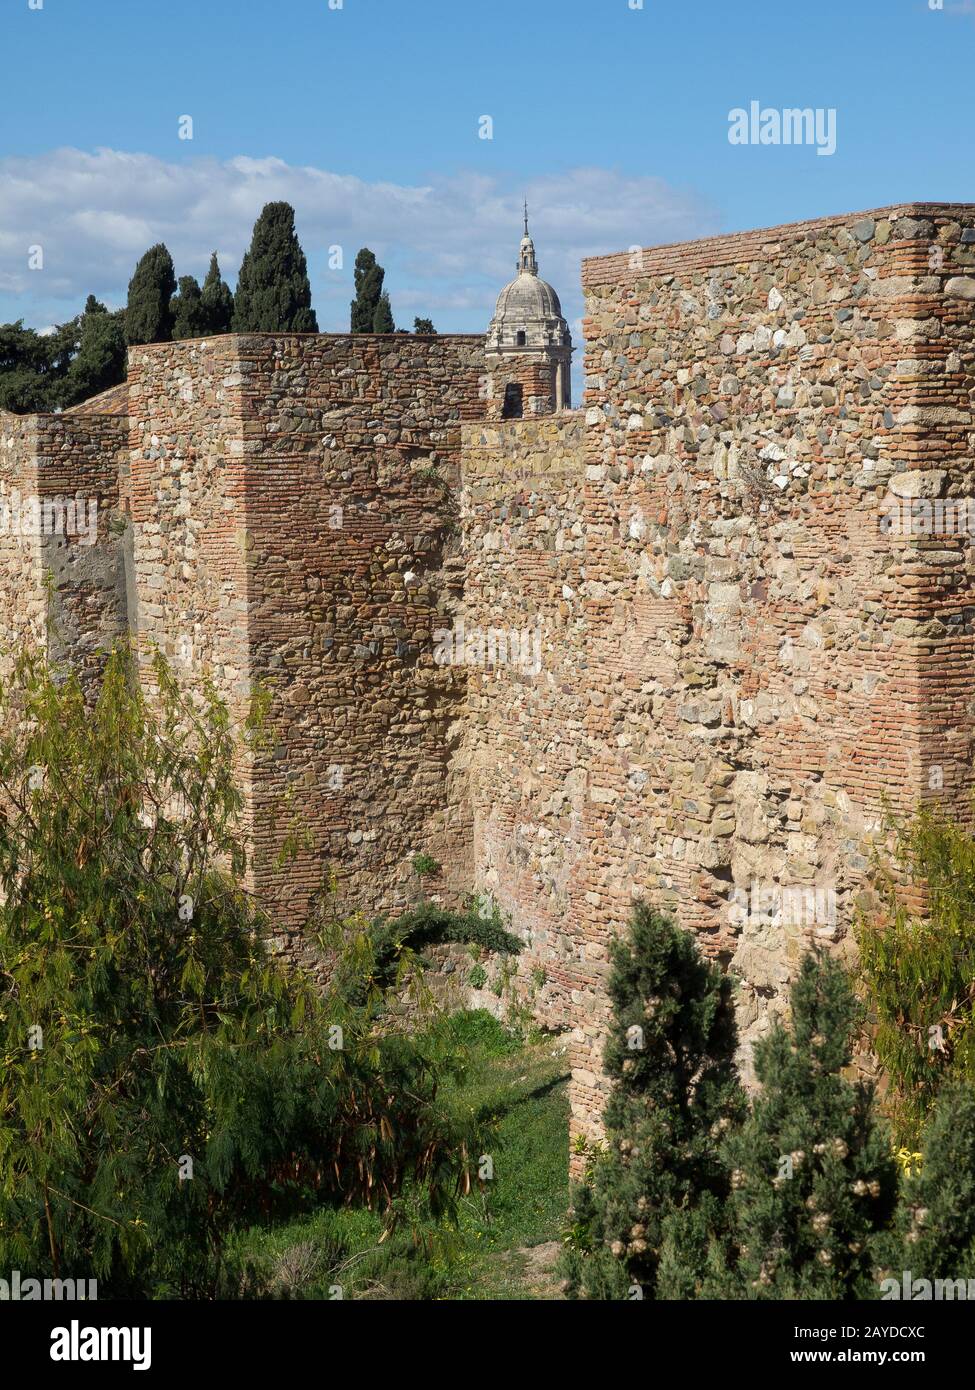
[4,643,975,1299]
[564,891,975,1300]
[0,649,488,1297]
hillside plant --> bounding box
[880,1081,975,1290]
[200,253,235,335]
[171,276,207,341]
[857,807,975,1143]
[0,298,126,414]
[351,248,394,333]
[703,952,898,1300]
[0,647,477,1298]
[561,904,744,1300]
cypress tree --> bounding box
[171,276,207,341]
[561,904,744,1300]
[709,952,898,1300]
[200,253,234,335]
[351,248,385,333]
[125,244,176,346]
[232,202,317,333]
[373,291,395,334]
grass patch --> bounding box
[232,1010,570,1300]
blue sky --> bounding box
[1,0,972,345]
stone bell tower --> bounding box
[484,205,572,418]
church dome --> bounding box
[486,209,571,351]
[494,267,564,322]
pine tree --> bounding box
[1,298,126,412]
[232,202,317,333]
[414,317,436,335]
[200,253,234,335]
[373,290,395,334]
[171,276,207,341]
[710,952,898,1299]
[351,248,385,333]
[562,904,744,1299]
[65,297,126,402]
[125,244,176,346]
[882,1082,975,1292]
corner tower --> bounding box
[485,206,572,418]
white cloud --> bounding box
[0,146,717,334]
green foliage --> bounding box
[200,253,234,336]
[561,904,744,1300]
[372,291,395,334]
[881,1082,975,1286]
[351,248,388,333]
[0,320,58,412]
[411,853,441,879]
[434,1008,522,1059]
[857,807,975,1143]
[413,318,436,335]
[328,899,522,1009]
[708,953,897,1300]
[171,276,207,341]
[0,647,476,1297]
[0,298,126,414]
[125,244,176,346]
[67,297,127,402]
[235,1017,569,1300]
[232,203,318,333]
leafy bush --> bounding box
[857,807,975,1142]
[880,1081,975,1288]
[327,898,522,1009]
[0,648,478,1298]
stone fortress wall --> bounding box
[125,332,486,968]
[0,401,127,689]
[5,202,975,1162]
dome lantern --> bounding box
[485,207,573,415]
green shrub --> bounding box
[328,898,522,1010]
[857,807,975,1143]
[705,953,897,1300]
[561,904,744,1300]
[880,1082,975,1290]
[0,648,478,1298]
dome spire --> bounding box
[518,201,538,276]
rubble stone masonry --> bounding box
[4,203,975,1171]
[127,332,485,966]
[0,406,127,689]
[569,202,975,1150]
